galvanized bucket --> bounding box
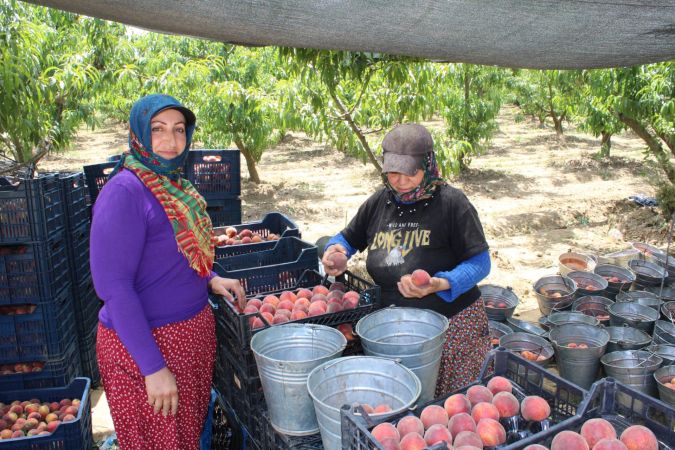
[647,286,675,302]
[489,320,513,348]
[594,264,636,300]
[647,343,675,366]
[616,290,659,302]
[631,242,665,263]
[559,252,597,276]
[628,297,664,312]
[628,259,668,290]
[479,284,519,321]
[549,323,609,389]
[567,270,608,299]
[653,252,675,285]
[547,311,600,328]
[356,307,448,404]
[250,323,347,436]
[661,301,675,321]
[307,356,421,450]
[654,365,675,406]
[598,249,641,269]
[534,275,577,315]
[572,295,614,325]
[652,320,675,345]
[608,302,659,334]
[604,326,652,353]
[506,317,549,340]
[601,350,663,396]
[500,332,554,365]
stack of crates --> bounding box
[0,174,82,390]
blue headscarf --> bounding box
[109,94,197,181]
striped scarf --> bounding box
[384,152,446,203]
[124,155,214,277]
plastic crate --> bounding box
[66,222,90,286]
[186,149,240,200]
[82,161,116,205]
[71,276,101,338]
[340,348,589,450]
[215,236,317,272]
[0,377,92,449]
[0,233,70,304]
[212,393,263,450]
[0,174,65,244]
[51,172,89,230]
[0,287,76,364]
[213,212,301,258]
[207,198,242,228]
[78,323,100,389]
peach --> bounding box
[251,235,263,243]
[290,310,307,320]
[313,285,329,296]
[454,430,483,448]
[260,311,274,324]
[262,295,280,307]
[448,412,476,436]
[343,290,360,301]
[476,418,506,447]
[308,302,327,317]
[400,432,427,450]
[247,298,263,309]
[444,394,472,417]
[241,236,252,244]
[471,402,500,422]
[260,303,276,315]
[275,308,292,318]
[62,414,75,422]
[521,396,551,422]
[424,423,453,446]
[466,385,493,406]
[373,404,392,414]
[486,376,513,395]
[411,269,431,287]
[45,413,58,423]
[372,422,400,443]
[279,291,297,303]
[330,281,347,291]
[327,290,344,301]
[294,298,311,309]
[273,314,290,324]
[310,294,327,303]
[380,438,403,450]
[296,288,313,299]
[524,446,549,450]
[27,412,42,421]
[551,430,589,450]
[420,405,449,430]
[455,446,481,450]
[11,430,23,438]
[243,305,259,315]
[593,439,628,450]
[251,317,265,329]
[343,297,359,309]
[46,420,60,433]
[328,252,348,272]
[0,429,12,439]
[580,418,617,448]
[619,425,658,450]
[327,302,344,313]
[277,299,294,311]
[360,404,374,414]
[492,392,520,418]
[397,415,425,439]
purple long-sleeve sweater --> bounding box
[90,169,210,376]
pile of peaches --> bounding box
[0,397,80,440]
[214,227,280,246]
[0,362,45,376]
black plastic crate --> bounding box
[51,172,89,230]
[0,377,93,450]
[78,323,100,389]
[0,287,76,364]
[186,149,240,200]
[340,348,589,450]
[82,161,116,205]
[66,222,90,286]
[260,408,323,450]
[210,393,233,450]
[213,212,301,257]
[215,236,317,272]
[0,174,65,244]
[212,392,263,450]
[0,234,70,304]
[207,198,242,228]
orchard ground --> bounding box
[40,106,673,441]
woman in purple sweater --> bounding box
[90,94,245,450]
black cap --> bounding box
[382,124,432,175]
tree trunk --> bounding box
[600,131,612,157]
[547,81,563,135]
[618,113,675,184]
[328,88,382,172]
[655,130,674,155]
[233,138,261,184]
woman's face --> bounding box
[150,108,187,160]
[386,169,425,193]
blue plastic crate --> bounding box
[71,276,101,339]
[82,161,116,205]
[48,172,89,230]
[0,377,93,450]
[66,222,90,287]
[0,234,70,305]
[207,198,242,228]
[186,149,240,200]
[0,174,65,244]
[78,323,100,389]
[214,212,300,258]
[0,287,76,364]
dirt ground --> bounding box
[39,105,673,441]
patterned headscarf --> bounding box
[109,94,215,277]
[383,151,446,204]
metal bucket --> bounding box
[601,350,662,396]
[616,290,658,302]
[250,323,347,436]
[572,296,613,324]
[567,271,608,298]
[534,275,577,315]
[549,323,609,389]
[547,311,600,328]
[307,356,421,450]
[647,343,675,366]
[604,326,652,353]
[654,365,675,406]
[594,264,636,300]
[647,286,675,302]
[661,301,675,322]
[506,317,549,340]
[652,320,675,345]
[559,252,596,276]
[608,302,659,334]
[355,307,448,404]
[479,284,519,321]
[489,320,513,347]
[628,297,664,312]
[500,332,554,365]
[653,252,675,285]
[599,249,641,269]
[631,242,665,263]
[628,259,668,290]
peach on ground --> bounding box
[400,432,427,450]
[397,415,425,440]
[521,396,551,421]
[444,394,472,417]
[379,438,402,450]
[471,402,500,423]
[424,423,453,446]
[453,430,483,448]
[420,404,449,430]
[312,285,329,296]
[466,385,493,406]
[486,376,513,395]
[492,391,520,418]
[593,439,629,450]
[580,418,617,448]
[619,425,658,450]
[296,288,313,299]
[476,418,506,447]
[371,422,400,443]
[551,430,590,450]
[448,412,476,436]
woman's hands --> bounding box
[145,367,178,416]
[209,276,246,310]
[321,244,348,277]
[397,274,450,298]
